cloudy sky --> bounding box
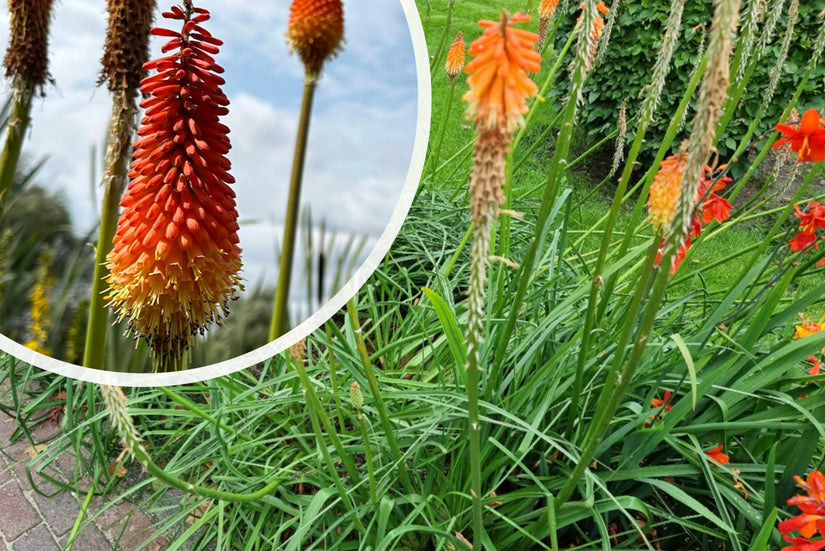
[0,0,419,297]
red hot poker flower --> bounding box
[106,4,242,372]
[774,109,825,163]
[287,0,344,75]
[465,10,541,133]
[445,31,465,80]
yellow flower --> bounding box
[794,314,823,340]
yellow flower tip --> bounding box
[465,9,541,133]
[647,152,687,233]
[445,31,465,80]
[287,0,345,75]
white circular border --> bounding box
[0,0,431,387]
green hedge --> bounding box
[551,0,825,172]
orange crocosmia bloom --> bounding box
[107,5,242,372]
[705,444,729,465]
[651,389,673,412]
[809,355,822,375]
[648,152,687,233]
[465,10,541,132]
[795,315,823,340]
[773,108,825,163]
[287,0,344,74]
[780,472,825,542]
[781,535,825,551]
[790,202,825,252]
[445,31,465,80]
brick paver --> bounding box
[0,388,183,551]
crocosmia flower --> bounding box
[795,314,823,340]
[465,10,541,133]
[774,109,825,163]
[705,444,729,465]
[779,471,825,548]
[287,0,344,75]
[106,4,242,372]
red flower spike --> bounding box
[106,4,242,372]
[287,0,344,75]
[774,109,825,163]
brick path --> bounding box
[0,383,171,551]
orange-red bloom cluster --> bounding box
[790,202,825,259]
[705,445,730,465]
[795,314,823,340]
[107,4,242,371]
[780,471,825,550]
[287,0,344,75]
[645,389,674,426]
[774,109,825,163]
[650,156,733,274]
[465,10,541,132]
[445,31,465,80]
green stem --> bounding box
[465,212,493,550]
[289,353,364,530]
[0,79,33,220]
[83,88,136,370]
[429,0,456,75]
[290,351,362,484]
[345,298,415,495]
[428,79,457,181]
[63,485,95,551]
[355,409,377,502]
[325,321,347,432]
[270,74,317,340]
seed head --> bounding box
[99,0,156,92]
[4,0,54,88]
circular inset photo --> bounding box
[0,0,429,382]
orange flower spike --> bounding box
[287,0,344,75]
[648,152,687,233]
[774,108,825,163]
[445,31,465,80]
[106,5,242,372]
[705,445,730,465]
[465,10,541,132]
[538,0,560,20]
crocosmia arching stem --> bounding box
[106,4,242,373]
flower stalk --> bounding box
[463,11,540,548]
[270,0,344,340]
[0,0,54,220]
[83,0,155,370]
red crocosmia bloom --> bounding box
[809,355,822,375]
[651,389,673,411]
[790,202,825,252]
[782,535,825,551]
[780,472,825,543]
[705,444,730,465]
[774,109,825,163]
[702,193,732,224]
[106,5,242,372]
